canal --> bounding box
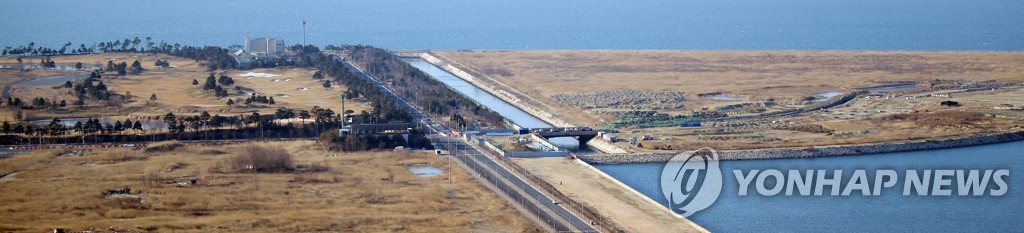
[402,57,583,150]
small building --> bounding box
[243,37,286,56]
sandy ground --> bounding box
[0,53,368,122]
[0,141,538,232]
[512,157,705,233]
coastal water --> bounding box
[2,0,1023,50]
[595,140,1024,232]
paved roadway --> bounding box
[332,53,597,232]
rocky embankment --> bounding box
[550,90,686,110]
[580,130,1024,164]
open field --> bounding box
[438,50,1024,152]
[0,141,536,232]
[0,53,367,123]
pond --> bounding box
[406,165,443,177]
[812,91,845,102]
[701,94,743,101]
[30,118,168,130]
[0,64,102,71]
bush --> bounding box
[230,145,293,173]
[144,140,183,153]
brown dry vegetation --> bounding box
[439,50,1024,102]
[0,141,537,232]
[439,51,1024,152]
[0,53,368,122]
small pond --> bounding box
[701,94,743,101]
[812,91,845,102]
[406,165,443,177]
[30,118,168,130]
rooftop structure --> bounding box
[243,37,285,56]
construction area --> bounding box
[435,50,1024,152]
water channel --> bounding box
[401,58,582,150]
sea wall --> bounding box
[414,52,629,154]
[579,130,1024,164]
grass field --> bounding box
[0,53,368,122]
[0,141,537,232]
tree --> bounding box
[16,57,22,64]
[203,74,217,90]
[217,75,234,85]
[131,60,143,74]
[75,62,83,69]
[298,110,311,124]
[226,99,234,106]
[322,80,332,88]
[149,93,158,104]
[192,79,199,86]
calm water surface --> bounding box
[2,0,1022,50]
[596,141,1024,232]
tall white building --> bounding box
[243,37,285,56]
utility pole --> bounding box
[302,19,307,47]
[344,93,348,129]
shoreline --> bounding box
[579,130,1024,164]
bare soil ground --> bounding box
[0,141,537,232]
[0,53,367,122]
[439,51,1024,152]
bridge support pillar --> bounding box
[577,135,596,149]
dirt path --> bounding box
[513,157,706,233]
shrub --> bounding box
[144,140,183,153]
[230,145,293,173]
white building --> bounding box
[243,37,285,56]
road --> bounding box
[332,52,597,232]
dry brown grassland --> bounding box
[0,141,537,232]
[438,50,1024,152]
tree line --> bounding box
[342,45,506,128]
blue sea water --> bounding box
[595,141,1024,232]
[2,0,1023,50]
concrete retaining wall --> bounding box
[528,133,561,152]
[580,130,1024,164]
